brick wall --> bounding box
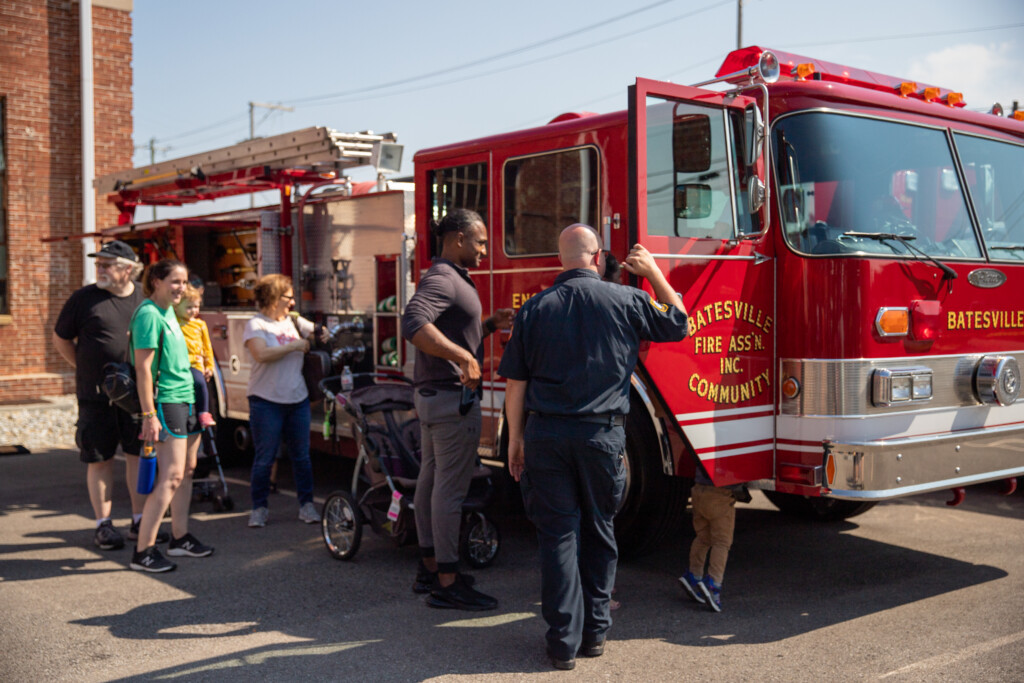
[0,0,132,402]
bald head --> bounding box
[559,223,601,272]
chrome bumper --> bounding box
[823,423,1024,500]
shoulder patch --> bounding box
[648,296,669,313]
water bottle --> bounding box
[341,365,354,394]
[137,441,157,494]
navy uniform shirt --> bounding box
[498,269,688,417]
[401,258,483,389]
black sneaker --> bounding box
[129,545,176,573]
[128,519,170,544]
[412,562,475,594]
[166,533,215,558]
[94,520,124,550]
[426,578,497,611]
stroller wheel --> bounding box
[460,511,500,569]
[214,494,234,512]
[322,490,362,561]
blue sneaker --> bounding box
[677,571,706,604]
[698,576,722,612]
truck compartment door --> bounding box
[629,78,774,485]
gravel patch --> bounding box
[0,396,79,451]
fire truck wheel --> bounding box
[614,400,690,559]
[762,490,876,521]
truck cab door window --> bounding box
[428,162,488,259]
[645,99,736,240]
[502,147,599,256]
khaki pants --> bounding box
[688,484,736,584]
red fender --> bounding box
[946,487,966,506]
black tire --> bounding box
[762,490,876,521]
[322,490,362,560]
[614,399,691,559]
[216,495,234,512]
[460,511,500,569]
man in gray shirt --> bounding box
[401,208,511,611]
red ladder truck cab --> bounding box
[414,46,1024,555]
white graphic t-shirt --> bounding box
[243,313,314,404]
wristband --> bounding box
[483,318,497,334]
[141,410,157,418]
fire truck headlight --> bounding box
[891,376,912,401]
[912,374,933,400]
[872,367,933,406]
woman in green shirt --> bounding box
[129,259,214,573]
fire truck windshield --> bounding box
[773,112,984,261]
[952,132,1024,262]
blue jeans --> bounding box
[248,396,313,509]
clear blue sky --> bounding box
[129,0,1024,218]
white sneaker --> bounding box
[298,502,321,524]
[248,507,269,528]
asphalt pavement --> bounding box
[1,447,1022,682]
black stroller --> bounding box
[319,373,500,568]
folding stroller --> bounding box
[319,373,500,568]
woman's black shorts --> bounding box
[157,402,201,440]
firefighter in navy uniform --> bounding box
[499,224,688,670]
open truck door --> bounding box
[629,75,776,486]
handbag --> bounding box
[102,312,164,417]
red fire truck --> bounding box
[94,47,1024,555]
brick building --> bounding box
[0,0,133,401]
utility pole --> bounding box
[248,101,295,206]
[737,0,743,50]
[147,137,171,220]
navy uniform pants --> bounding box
[519,415,626,661]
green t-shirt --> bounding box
[130,299,195,405]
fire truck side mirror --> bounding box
[744,105,764,167]
[675,183,713,219]
[747,176,766,214]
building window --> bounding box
[503,147,599,256]
[0,98,7,316]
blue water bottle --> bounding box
[137,441,157,494]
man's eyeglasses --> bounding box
[280,294,295,302]
[95,262,125,270]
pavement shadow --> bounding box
[612,500,1010,648]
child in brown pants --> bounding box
[678,473,749,612]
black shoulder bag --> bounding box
[102,309,164,418]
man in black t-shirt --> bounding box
[53,241,162,551]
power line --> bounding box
[287,0,729,106]
[784,21,1024,49]
[149,111,249,145]
[296,0,733,109]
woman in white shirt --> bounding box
[243,274,321,528]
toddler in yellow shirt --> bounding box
[174,285,217,427]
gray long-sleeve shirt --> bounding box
[401,258,483,389]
